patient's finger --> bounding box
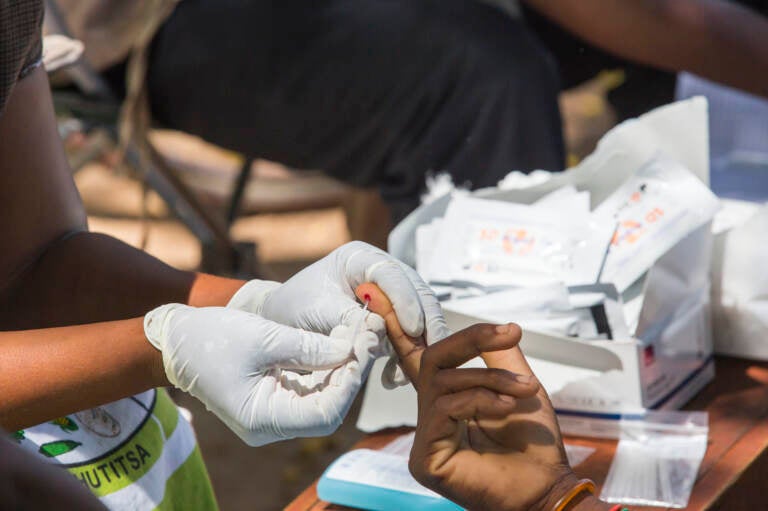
[356,283,424,382]
[481,344,535,377]
[434,388,518,421]
[432,368,538,398]
[422,323,523,375]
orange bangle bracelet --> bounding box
[552,478,596,511]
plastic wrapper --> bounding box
[600,411,708,508]
[424,196,614,288]
[595,156,720,291]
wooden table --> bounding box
[286,357,768,511]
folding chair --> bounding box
[44,0,258,277]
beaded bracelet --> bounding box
[553,479,596,511]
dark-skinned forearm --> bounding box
[0,68,245,330]
[0,317,168,431]
[0,231,245,330]
[0,234,245,429]
[524,0,768,98]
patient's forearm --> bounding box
[0,231,245,329]
[0,317,167,431]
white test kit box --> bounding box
[443,279,715,439]
[358,98,716,438]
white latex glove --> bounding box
[280,321,381,408]
[144,304,378,446]
[227,241,451,386]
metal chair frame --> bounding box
[44,0,257,277]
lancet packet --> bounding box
[600,411,708,508]
[422,193,615,289]
[596,155,721,292]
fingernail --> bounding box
[495,323,511,334]
[498,394,516,404]
[513,374,534,384]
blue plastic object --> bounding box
[317,456,463,511]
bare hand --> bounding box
[356,283,602,511]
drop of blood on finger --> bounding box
[364,293,372,302]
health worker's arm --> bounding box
[0,68,244,429]
[0,69,244,331]
[524,0,768,98]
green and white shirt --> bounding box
[13,389,218,510]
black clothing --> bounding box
[144,0,565,218]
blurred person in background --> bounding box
[54,0,768,220]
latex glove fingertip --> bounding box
[364,312,387,341]
[369,334,394,359]
[426,321,453,346]
[341,307,386,340]
[144,303,185,350]
[381,356,410,389]
[331,325,379,365]
[286,329,353,370]
[365,261,425,337]
[227,279,281,314]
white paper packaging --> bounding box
[424,196,614,287]
[595,156,720,292]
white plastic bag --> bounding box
[600,411,708,508]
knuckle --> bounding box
[471,387,494,402]
[481,323,500,337]
[408,457,431,485]
[408,457,423,479]
[433,395,454,415]
[409,456,443,490]
[421,346,438,370]
[431,372,449,394]
[488,369,506,388]
[466,323,495,339]
[342,240,379,260]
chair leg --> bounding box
[226,157,254,227]
[123,141,259,277]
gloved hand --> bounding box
[227,241,451,386]
[144,304,379,446]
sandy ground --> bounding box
[66,74,616,510]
